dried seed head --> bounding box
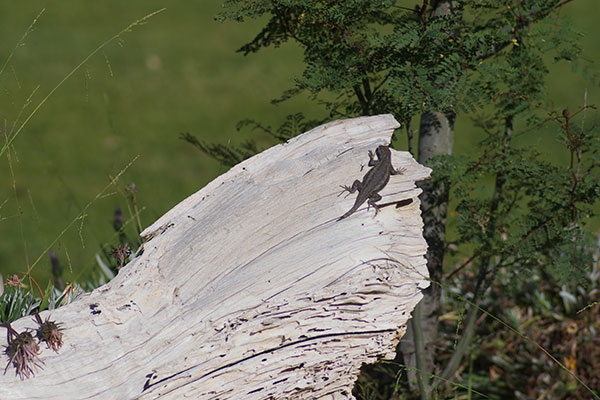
[5,274,23,288]
[110,243,132,269]
[34,314,64,353]
[4,330,44,380]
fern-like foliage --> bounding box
[182,113,325,167]
[217,0,590,124]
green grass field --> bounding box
[1,1,598,286]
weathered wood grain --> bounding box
[0,114,431,399]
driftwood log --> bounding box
[0,114,431,399]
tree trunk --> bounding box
[401,110,454,392]
[0,115,431,400]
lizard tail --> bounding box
[337,207,356,221]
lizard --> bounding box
[337,145,405,221]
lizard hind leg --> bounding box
[366,193,382,212]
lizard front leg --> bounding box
[339,179,363,196]
[367,150,378,167]
[391,166,407,175]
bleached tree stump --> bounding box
[0,114,431,399]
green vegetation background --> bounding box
[1,1,598,286]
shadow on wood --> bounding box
[0,114,431,399]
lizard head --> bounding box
[375,145,389,158]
